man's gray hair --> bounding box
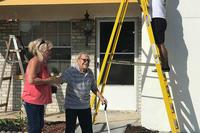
[77,52,90,60]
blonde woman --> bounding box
[22,39,61,133]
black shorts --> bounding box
[151,18,167,45]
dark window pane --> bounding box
[118,22,135,52]
[100,53,134,85]
[59,34,71,46]
[107,64,134,85]
[19,21,71,73]
[100,22,113,52]
[45,33,57,45]
[45,22,57,33]
[32,22,44,34]
[51,48,71,60]
[100,22,135,53]
[20,32,32,46]
[59,22,71,33]
[48,61,71,74]
[100,21,135,85]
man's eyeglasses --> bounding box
[80,58,90,63]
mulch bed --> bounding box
[0,119,159,133]
[0,119,66,132]
[43,121,65,133]
[43,123,160,133]
[124,124,159,133]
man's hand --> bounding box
[100,96,107,105]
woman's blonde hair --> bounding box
[28,38,53,61]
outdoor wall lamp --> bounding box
[82,10,94,46]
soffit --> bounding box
[0,0,137,6]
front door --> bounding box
[97,18,138,110]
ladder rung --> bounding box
[166,87,171,97]
[0,40,6,42]
[7,60,20,64]
[1,77,12,80]
[109,60,155,66]
[163,73,167,79]
[174,120,179,129]
[172,112,177,119]
[15,75,24,80]
[5,49,21,52]
[0,103,7,107]
[170,104,175,113]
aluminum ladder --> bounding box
[0,35,25,112]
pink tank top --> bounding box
[22,62,52,105]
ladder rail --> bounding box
[90,0,128,108]
[0,38,12,87]
[0,35,25,112]
[12,35,25,80]
[109,60,155,66]
[92,0,129,123]
[97,0,127,86]
[5,53,15,112]
[140,0,180,132]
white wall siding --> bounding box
[141,22,170,131]
[142,0,200,132]
[99,86,137,110]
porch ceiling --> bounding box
[0,0,137,6]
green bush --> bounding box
[0,118,27,131]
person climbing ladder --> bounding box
[149,0,170,72]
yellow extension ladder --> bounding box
[90,0,180,132]
[0,35,25,112]
[90,0,129,123]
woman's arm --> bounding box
[28,58,61,85]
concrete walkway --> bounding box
[0,110,140,133]
[45,110,140,133]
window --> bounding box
[99,21,135,85]
[19,21,71,73]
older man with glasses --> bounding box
[61,52,107,133]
